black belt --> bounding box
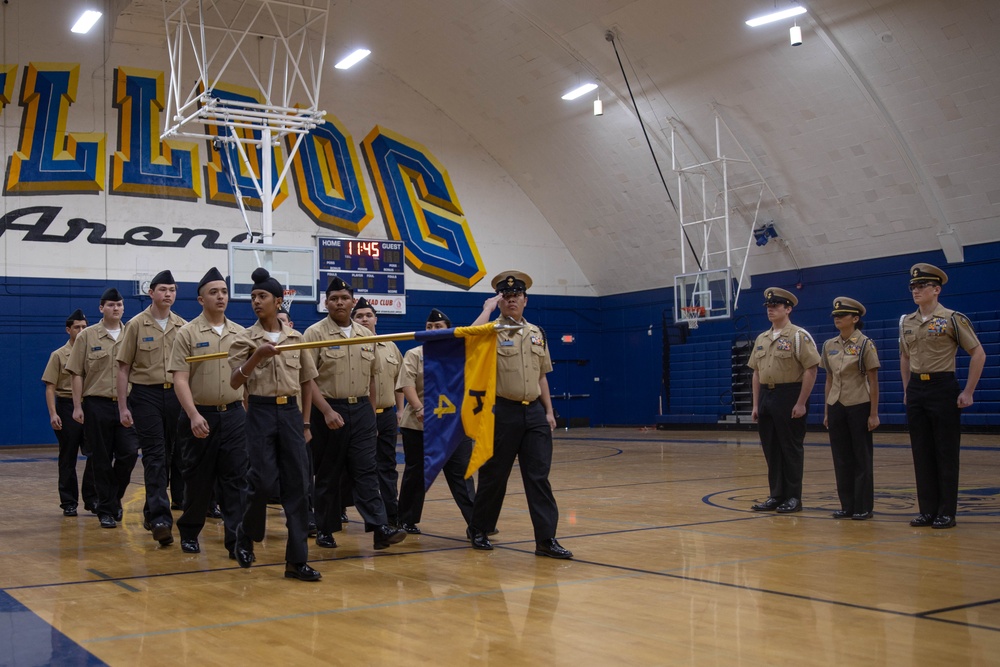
[327,396,369,405]
[196,401,242,413]
[55,395,74,403]
[496,396,537,407]
[912,372,955,381]
[248,395,297,406]
[135,382,174,389]
[763,382,801,390]
[86,396,118,403]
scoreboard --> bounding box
[317,237,406,314]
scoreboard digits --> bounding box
[317,237,406,313]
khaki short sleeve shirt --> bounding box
[748,324,821,385]
[302,318,376,399]
[494,317,553,402]
[899,306,981,373]
[821,332,881,406]
[228,322,318,397]
[66,323,125,399]
[373,341,403,409]
[168,314,246,405]
[396,346,424,431]
[42,342,74,397]
[116,306,187,385]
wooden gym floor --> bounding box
[1,428,998,666]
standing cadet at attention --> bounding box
[303,277,405,551]
[351,297,404,528]
[168,268,248,556]
[396,308,476,534]
[43,308,97,516]
[748,287,821,514]
[467,271,572,559]
[67,288,139,529]
[821,297,880,520]
[229,268,322,581]
[116,270,187,547]
[899,263,985,529]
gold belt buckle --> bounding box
[919,374,930,381]
[767,383,776,390]
[521,400,530,405]
[276,396,288,405]
[218,403,228,412]
[375,408,385,414]
[348,396,358,404]
[163,382,173,389]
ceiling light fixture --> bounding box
[335,49,371,70]
[71,10,103,34]
[745,6,806,27]
[790,23,803,46]
[594,94,603,116]
[562,83,598,101]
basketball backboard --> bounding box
[228,243,318,302]
[674,268,732,324]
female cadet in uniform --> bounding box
[820,297,880,520]
[395,308,476,534]
[228,268,323,581]
[899,263,985,529]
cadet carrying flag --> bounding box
[418,323,497,491]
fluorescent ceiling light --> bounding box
[71,10,103,34]
[335,49,371,70]
[562,83,598,100]
[746,6,806,27]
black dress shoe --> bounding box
[206,505,222,519]
[229,549,256,563]
[535,538,573,559]
[909,513,934,527]
[285,562,322,581]
[932,515,956,529]
[373,524,406,550]
[775,498,802,513]
[401,523,422,535]
[316,532,338,548]
[234,545,254,568]
[752,497,782,512]
[114,509,123,522]
[307,521,318,537]
[63,505,78,517]
[852,511,873,521]
[341,512,350,523]
[181,539,200,553]
[831,510,852,519]
[470,531,493,551]
[151,522,174,546]
[99,514,117,529]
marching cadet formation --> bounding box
[42,262,986,581]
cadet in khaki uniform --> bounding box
[117,270,187,547]
[748,287,821,514]
[899,263,985,529]
[168,268,248,556]
[42,308,97,516]
[303,278,405,551]
[351,297,404,527]
[396,308,476,534]
[467,271,572,559]
[67,288,139,529]
[229,268,322,581]
[820,297,880,520]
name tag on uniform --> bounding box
[500,340,514,347]
[196,341,210,348]
[828,350,839,356]
[142,336,155,342]
[756,345,763,350]
[328,345,341,349]
[91,346,102,351]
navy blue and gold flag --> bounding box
[416,323,497,490]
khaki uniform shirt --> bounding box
[396,346,424,431]
[821,332,881,406]
[373,340,403,409]
[302,318,376,399]
[228,322,318,397]
[899,306,981,373]
[748,323,821,385]
[495,316,553,402]
[168,314,246,406]
[66,323,126,399]
[117,306,187,385]
[42,342,75,398]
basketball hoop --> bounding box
[282,289,297,314]
[681,305,706,329]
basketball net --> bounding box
[681,306,705,329]
[282,289,297,314]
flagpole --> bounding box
[184,322,520,363]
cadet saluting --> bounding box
[899,263,985,529]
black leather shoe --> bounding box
[831,510,852,519]
[752,497,782,512]
[206,505,222,519]
[932,515,956,529]
[775,498,802,513]
[151,522,174,546]
[535,538,573,559]
[401,523,422,535]
[909,513,934,527]
[307,521,318,537]
[114,509,123,522]
[234,544,254,568]
[99,514,117,529]
[285,562,322,581]
[229,549,255,563]
[63,505,78,517]
[181,539,200,553]
[341,512,350,523]
[852,511,873,521]
[316,532,338,548]
[373,524,406,550]
[470,531,493,551]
